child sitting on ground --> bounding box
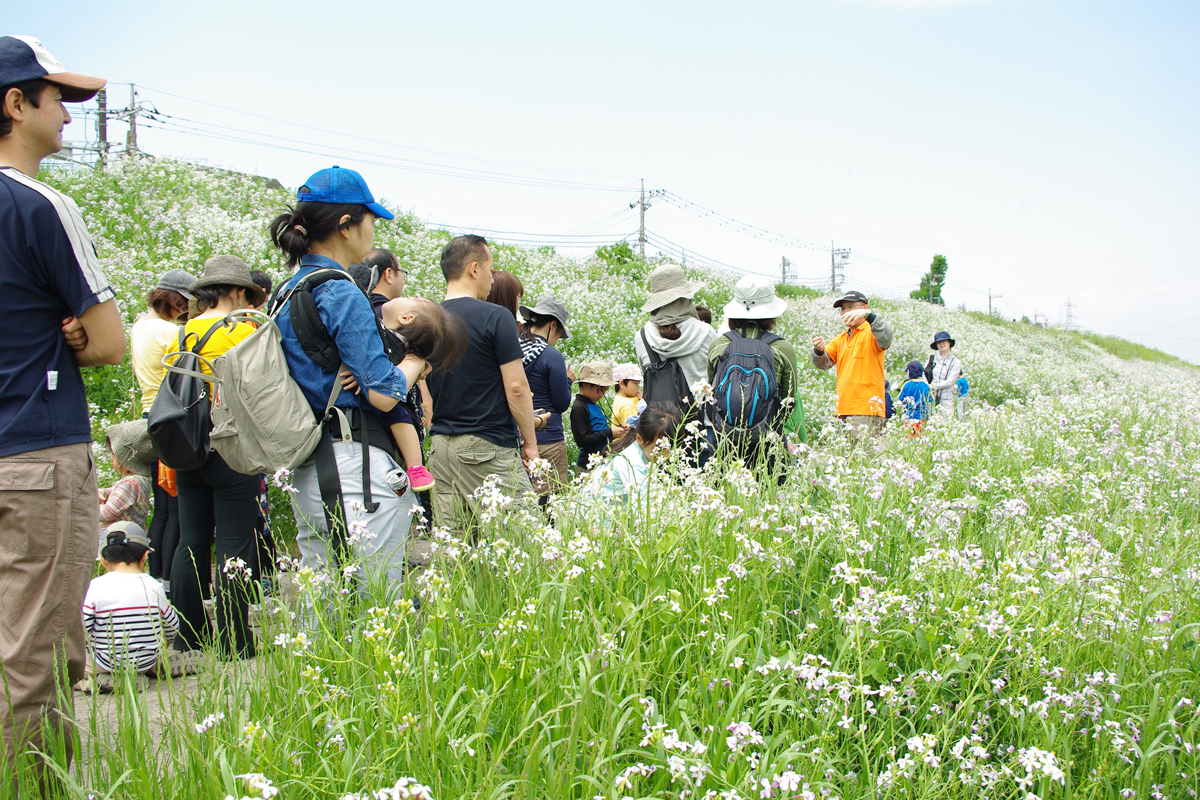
[99,421,155,554]
[584,403,682,505]
[898,360,933,434]
[611,364,643,427]
[82,522,180,693]
[570,362,627,470]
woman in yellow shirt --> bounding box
[130,269,195,594]
[164,255,263,662]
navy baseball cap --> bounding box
[296,166,394,220]
[0,36,105,102]
[833,290,869,309]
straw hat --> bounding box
[640,265,705,314]
[106,420,157,477]
[721,275,789,320]
[190,255,266,308]
[576,362,615,387]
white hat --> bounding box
[721,275,788,320]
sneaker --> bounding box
[168,650,206,677]
[407,465,436,492]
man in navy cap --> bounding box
[0,35,125,773]
[811,290,894,437]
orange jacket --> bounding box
[814,319,892,417]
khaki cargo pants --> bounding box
[426,434,534,539]
[0,442,96,771]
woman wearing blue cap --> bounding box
[269,166,430,586]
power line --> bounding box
[656,190,829,252]
[136,84,640,183]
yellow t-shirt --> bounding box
[131,315,180,413]
[164,316,255,381]
[612,394,640,426]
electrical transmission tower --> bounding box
[988,288,1003,317]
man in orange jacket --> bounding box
[811,290,894,436]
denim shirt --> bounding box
[276,254,408,412]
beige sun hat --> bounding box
[106,420,157,477]
[576,362,615,387]
[190,255,266,308]
[640,264,705,314]
[722,275,789,320]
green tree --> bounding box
[911,254,948,305]
[595,240,636,268]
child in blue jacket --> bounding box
[898,361,933,433]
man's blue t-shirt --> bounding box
[0,168,113,458]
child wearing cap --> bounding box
[956,372,969,418]
[611,364,643,427]
[898,361,933,435]
[82,522,180,692]
[570,362,627,470]
[99,421,156,555]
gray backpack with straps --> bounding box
[195,272,352,475]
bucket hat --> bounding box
[833,290,869,309]
[156,269,198,300]
[0,36,105,102]
[107,420,157,477]
[722,275,789,320]
[930,331,956,349]
[576,362,615,387]
[640,265,705,313]
[297,165,394,221]
[612,363,641,383]
[519,295,571,339]
[190,255,266,308]
[105,521,153,552]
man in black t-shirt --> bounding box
[426,235,539,536]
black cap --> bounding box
[833,290,868,309]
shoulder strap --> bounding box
[722,330,743,344]
[179,319,223,356]
[640,329,666,367]
[759,331,783,346]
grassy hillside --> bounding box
[20,158,1200,799]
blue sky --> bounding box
[11,0,1200,361]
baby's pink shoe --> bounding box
[408,465,436,492]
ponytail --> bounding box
[268,200,368,269]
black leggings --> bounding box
[172,451,260,659]
[147,459,180,582]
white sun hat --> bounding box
[721,275,789,320]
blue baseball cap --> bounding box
[0,36,105,102]
[296,165,394,220]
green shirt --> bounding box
[707,325,805,441]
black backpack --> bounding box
[711,330,783,439]
[923,355,935,384]
[640,329,696,418]
[147,322,221,471]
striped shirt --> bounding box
[82,572,179,673]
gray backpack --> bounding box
[204,303,349,476]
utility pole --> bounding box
[830,245,850,293]
[1064,298,1075,329]
[988,288,1003,317]
[125,84,138,156]
[781,256,788,285]
[637,179,646,259]
[96,88,108,169]
[630,179,663,260]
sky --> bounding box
[11,0,1200,361]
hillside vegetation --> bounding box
[20,158,1200,800]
